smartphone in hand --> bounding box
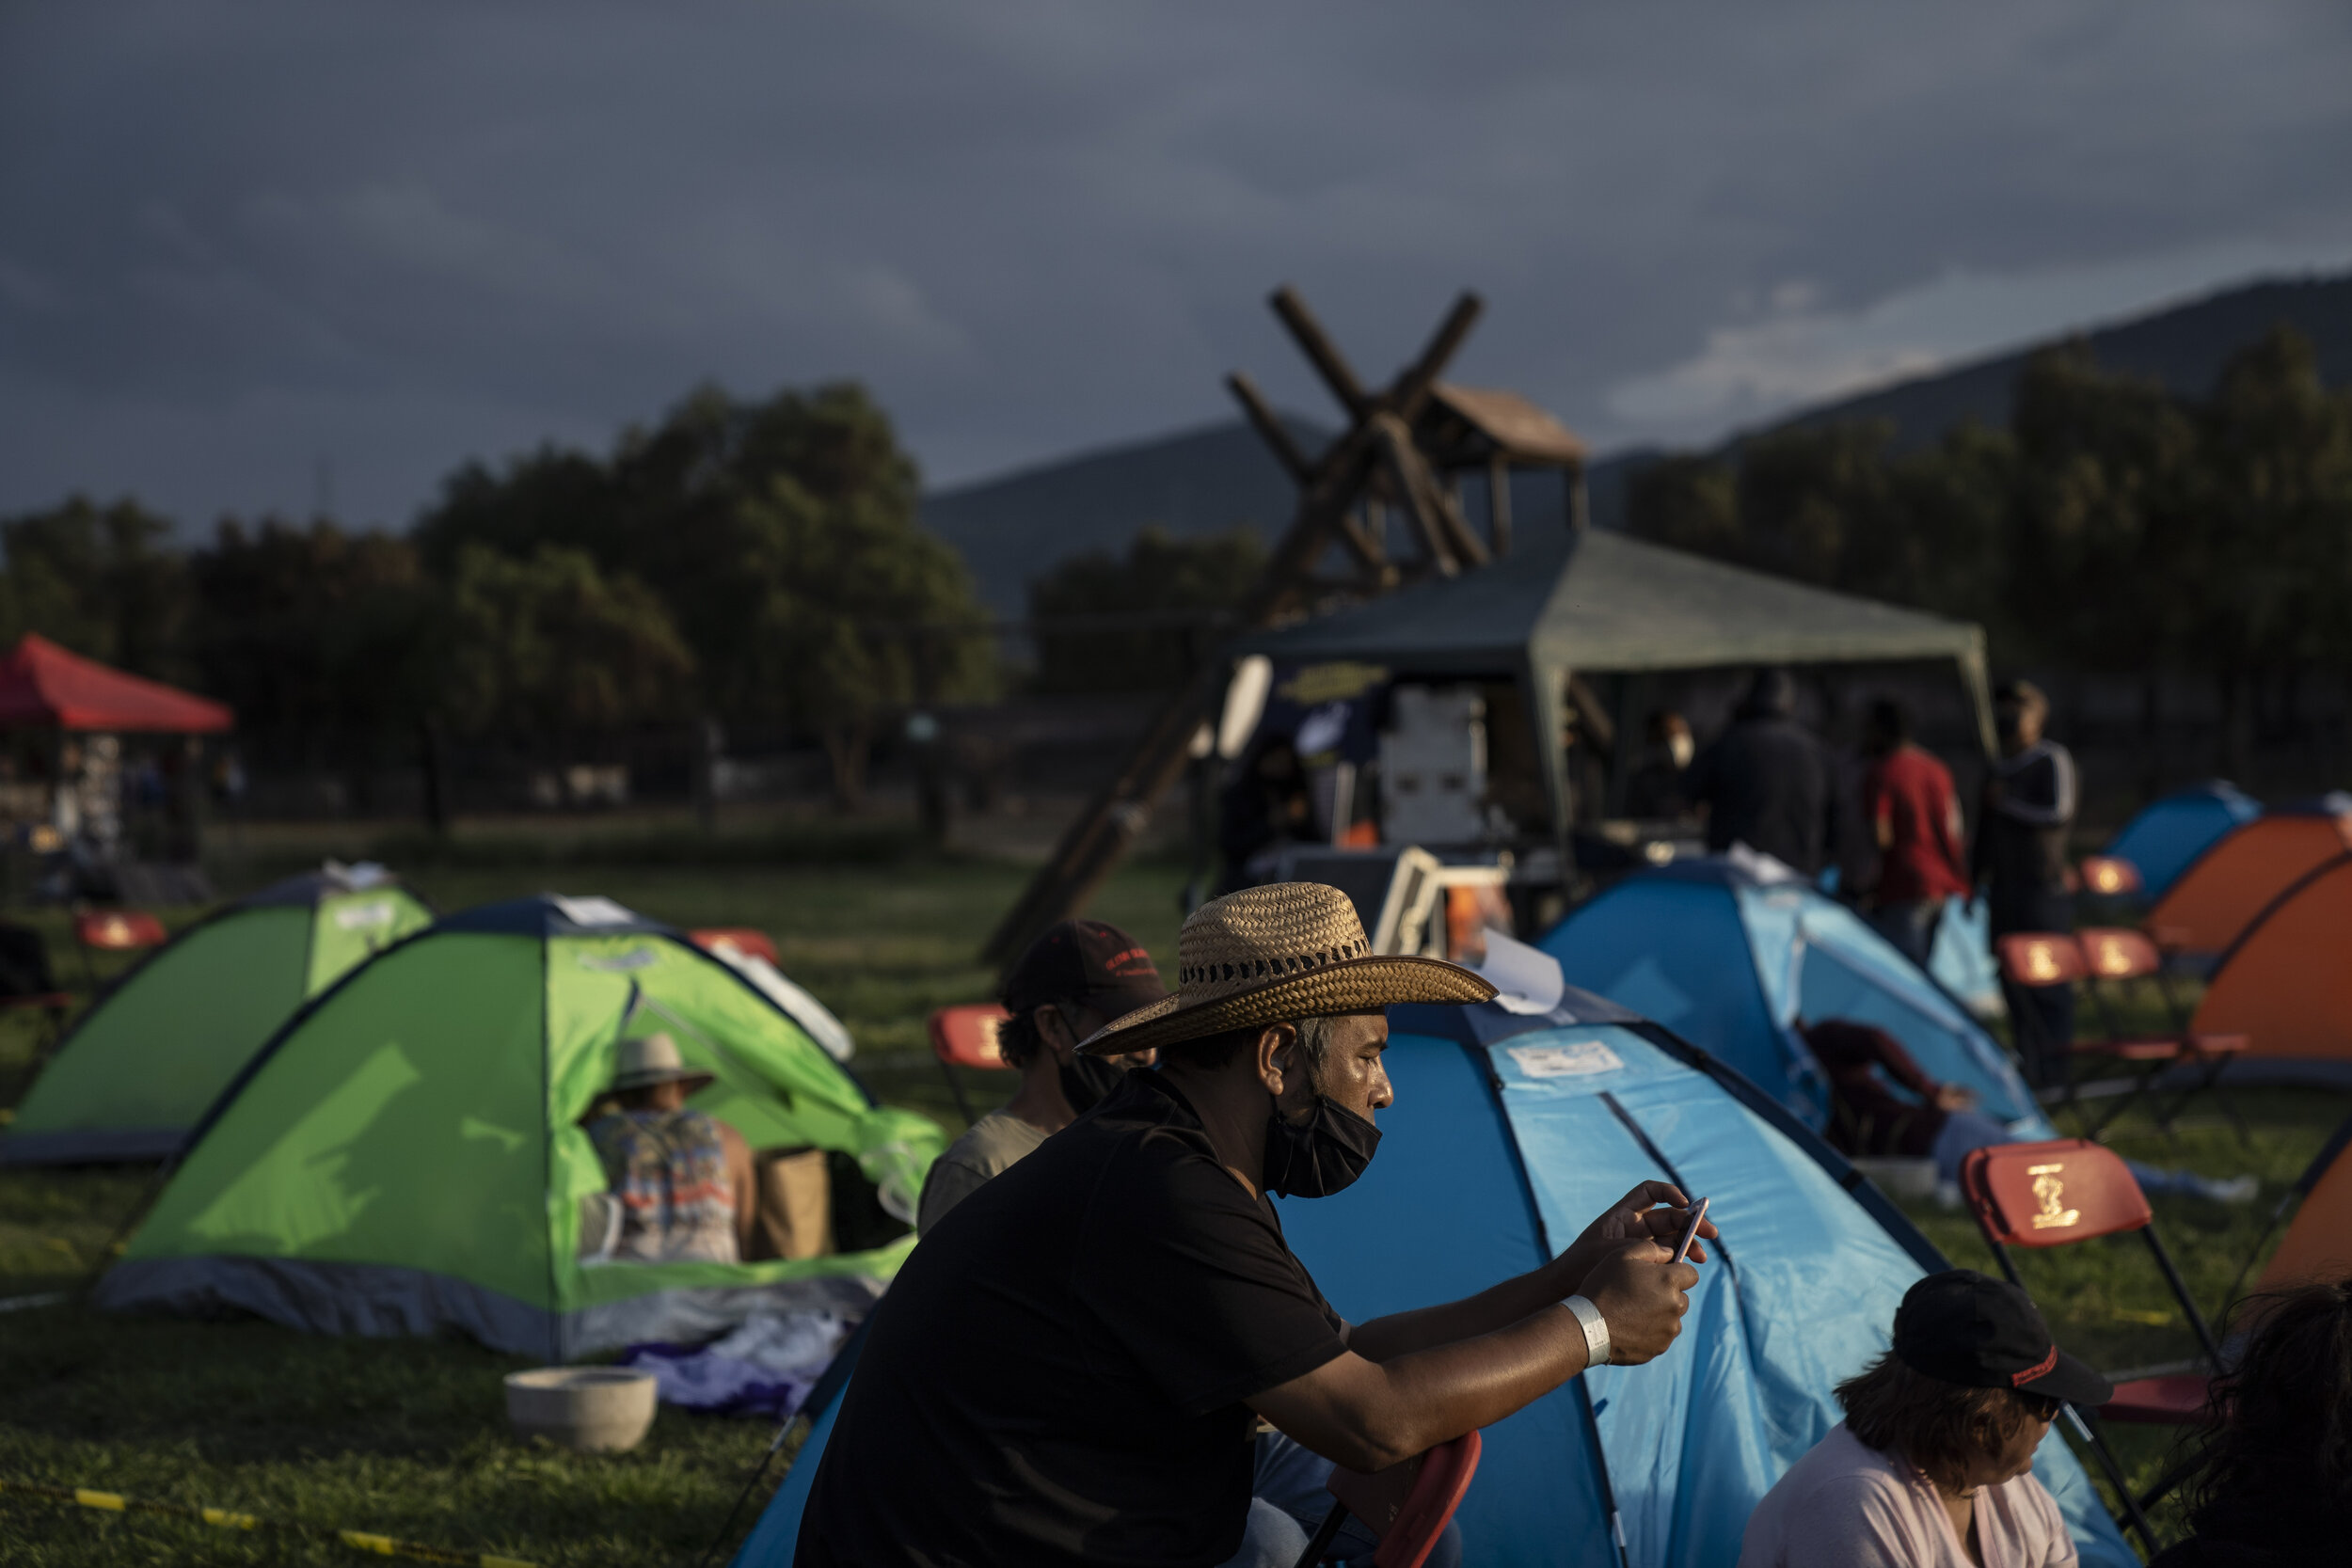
[1670,1196,1709,1265]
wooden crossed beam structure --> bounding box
[981,285,1503,966]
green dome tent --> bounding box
[94,894,942,1360]
[3,865,436,1164]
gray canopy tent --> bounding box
[1236,523,1995,875]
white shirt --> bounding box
[1740,1423,2076,1568]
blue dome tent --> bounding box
[2104,782,2261,898]
[1536,856,2053,1137]
[729,989,2127,1567]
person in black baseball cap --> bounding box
[914,919,1165,1234]
[1742,1269,2112,1566]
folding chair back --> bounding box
[73,908,167,992]
[688,926,780,966]
[929,1003,1014,1127]
[1995,932,2089,989]
[1960,1139,2222,1424]
[930,1004,1012,1070]
[2075,926,2253,1145]
[2076,927,2161,982]
[1296,1429,1482,1568]
[1962,1138,2152,1246]
[2076,856,2144,899]
[75,910,167,954]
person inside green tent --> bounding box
[583,1033,756,1263]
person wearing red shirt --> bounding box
[1860,698,1969,966]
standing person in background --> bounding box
[1623,709,1695,821]
[1973,681,2078,1085]
[1860,698,1970,967]
[915,920,1166,1235]
[1687,669,1836,875]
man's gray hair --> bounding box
[1290,1015,1342,1082]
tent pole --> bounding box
[1958,633,1997,759]
[1522,656,1575,900]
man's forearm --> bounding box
[1348,1252,1591,1362]
[1295,1306,1591,1472]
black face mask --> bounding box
[1057,1051,1129,1116]
[1262,1096,1382,1198]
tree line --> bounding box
[1626,325,2352,774]
[0,384,997,807]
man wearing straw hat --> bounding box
[798,883,1710,1568]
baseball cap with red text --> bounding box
[1894,1269,2113,1407]
[1001,920,1167,1026]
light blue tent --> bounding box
[731,990,2130,1568]
[1537,857,2054,1137]
[2105,782,2260,898]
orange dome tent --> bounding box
[2144,803,2352,956]
[2191,853,2352,1081]
[2256,1117,2352,1291]
[0,634,232,734]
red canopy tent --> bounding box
[0,635,231,734]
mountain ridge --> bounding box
[919,269,2352,612]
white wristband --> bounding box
[1565,1294,1611,1369]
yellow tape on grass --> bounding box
[0,1475,536,1566]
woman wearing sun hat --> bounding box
[1740,1268,2112,1567]
[798,882,1714,1568]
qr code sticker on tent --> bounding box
[1507,1040,1625,1079]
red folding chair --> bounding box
[1293,1429,1481,1568]
[689,927,781,966]
[73,908,168,990]
[928,1003,1013,1127]
[1962,1138,2212,1556]
[1961,1138,2222,1424]
[1996,932,2179,1139]
[2075,856,2144,901]
[2076,927,2251,1146]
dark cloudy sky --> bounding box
[4,2,2349,531]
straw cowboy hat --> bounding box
[1077,882,1496,1057]
[607,1032,714,1095]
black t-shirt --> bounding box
[795,1072,1349,1568]
[1687,715,1834,874]
[1974,739,2077,934]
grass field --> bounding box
[0,838,2340,1562]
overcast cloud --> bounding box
[3,1,2348,530]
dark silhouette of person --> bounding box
[1622,709,1695,821]
[1217,736,1312,893]
[1686,670,1836,875]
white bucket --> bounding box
[503,1366,659,1453]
